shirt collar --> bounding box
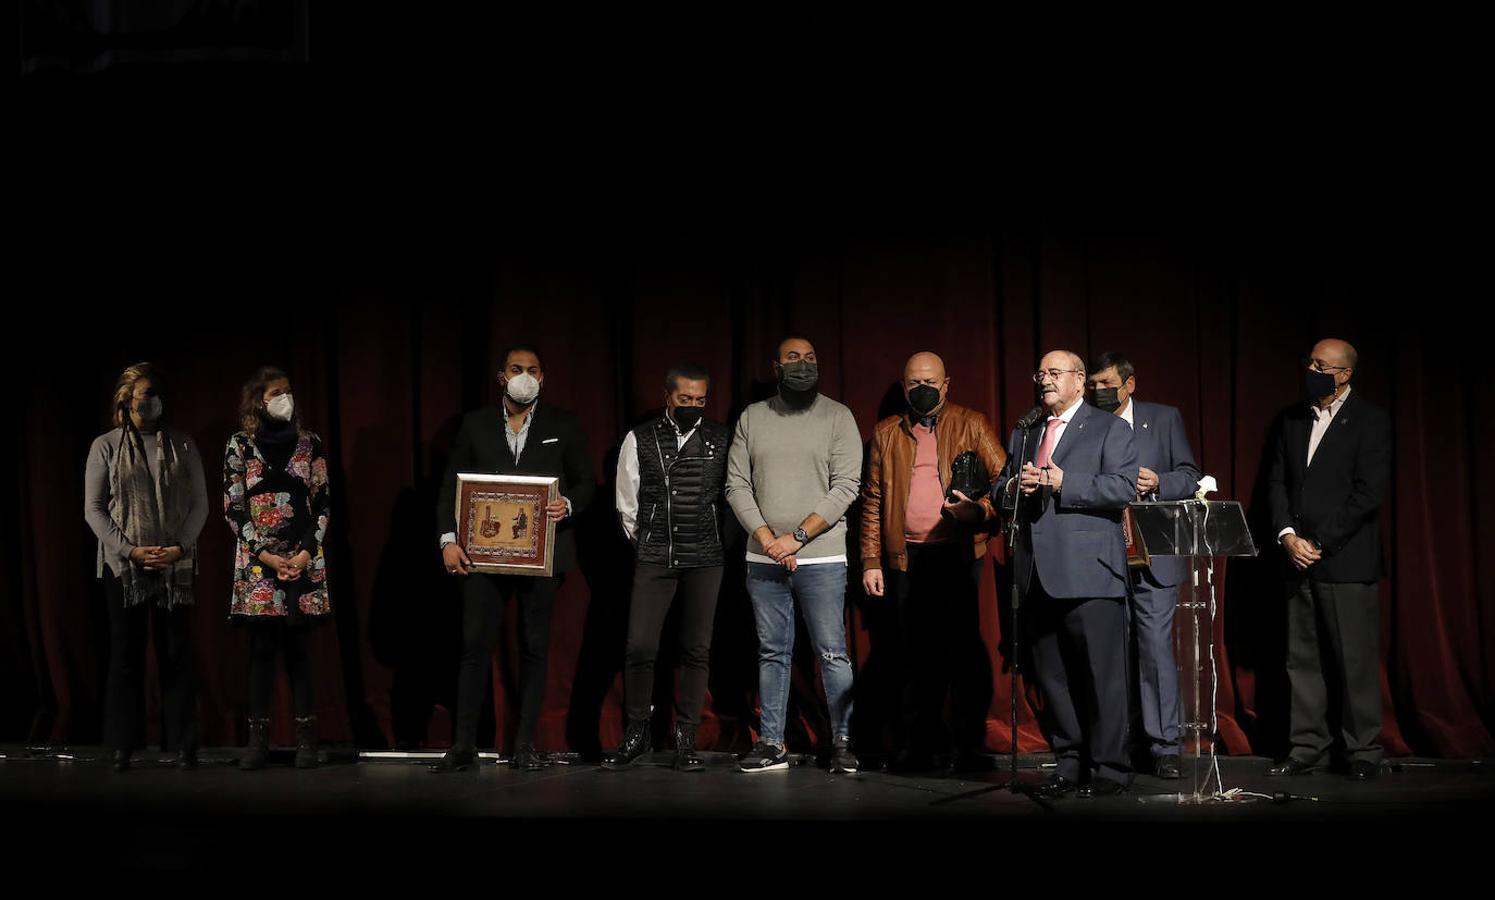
[1048,397,1083,425]
[1118,397,1135,428]
[1311,385,1351,419]
[505,402,537,434]
[666,413,699,440]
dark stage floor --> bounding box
[5,748,1491,876]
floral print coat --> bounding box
[223,431,331,619]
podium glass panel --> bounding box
[1130,500,1256,803]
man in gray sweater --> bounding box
[725,337,863,773]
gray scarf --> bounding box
[110,425,195,608]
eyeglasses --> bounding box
[1032,369,1083,383]
[1300,357,1350,374]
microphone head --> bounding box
[1016,406,1045,429]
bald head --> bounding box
[904,351,947,383]
[1312,338,1358,370]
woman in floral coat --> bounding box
[224,365,331,769]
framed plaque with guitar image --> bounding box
[455,473,559,576]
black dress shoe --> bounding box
[430,746,478,773]
[1348,760,1380,781]
[1153,756,1181,779]
[511,744,549,771]
[1078,777,1128,798]
[177,748,198,769]
[111,749,132,772]
[1035,774,1080,797]
[1265,757,1316,776]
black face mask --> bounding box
[1088,387,1121,413]
[1304,369,1337,401]
[778,360,819,392]
[670,406,704,431]
[777,360,819,408]
[908,384,942,417]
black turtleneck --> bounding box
[255,417,299,472]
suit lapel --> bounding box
[1307,391,1356,470]
[519,403,553,466]
[1131,400,1154,462]
[1051,402,1092,468]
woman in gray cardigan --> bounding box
[83,362,208,771]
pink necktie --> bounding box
[1035,417,1063,468]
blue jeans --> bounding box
[745,561,854,746]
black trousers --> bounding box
[1023,573,1132,784]
[102,574,198,753]
[1285,576,1382,765]
[886,542,991,754]
[247,621,315,718]
[455,572,560,750]
[623,563,722,726]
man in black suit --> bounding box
[433,344,595,772]
[1266,338,1391,780]
[1088,351,1202,780]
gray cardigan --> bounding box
[84,427,209,578]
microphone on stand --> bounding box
[1015,406,1045,430]
[999,406,1047,544]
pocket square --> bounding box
[542,437,560,444]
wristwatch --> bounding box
[793,527,810,544]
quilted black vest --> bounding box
[633,415,729,568]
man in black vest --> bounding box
[603,363,728,772]
[1266,338,1391,780]
[433,344,595,772]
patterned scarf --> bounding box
[110,425,195,608]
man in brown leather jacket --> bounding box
[861,351,1007,772]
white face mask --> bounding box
[504,372,541,406]
[266,393,295,422]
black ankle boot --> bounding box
[294,715,319,769]
[672,722,705,773]
[239,717,271,770]
[111,749,132,772]
[601,719,652,770]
